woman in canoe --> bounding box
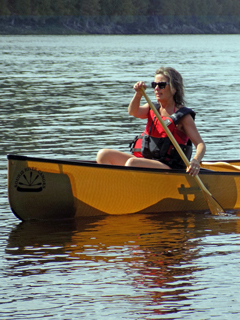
[96,66,206,177]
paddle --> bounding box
[140,87,224,215]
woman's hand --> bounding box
[187,158,201,176]
[128,81,149,119]
[133,81,146,94]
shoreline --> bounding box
[1,16,240,35]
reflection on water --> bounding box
[3,213,240,319]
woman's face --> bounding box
[154,74,175,103]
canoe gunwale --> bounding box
[7,154,240,176]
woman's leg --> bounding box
[125,157,171,169]
[97,148,171,169]
[96,149,134,165]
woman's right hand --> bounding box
[133,81,146,94]
[128,81,149,118]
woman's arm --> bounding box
[180,114,206,176]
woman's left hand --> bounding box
[187,159,201,176]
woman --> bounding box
[96,67,206,177]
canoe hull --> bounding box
[7,155,240,220]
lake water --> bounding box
[1,34,240,319]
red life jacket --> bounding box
[129,104,196,169]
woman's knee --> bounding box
[125,157,137,167]
[96,149,111,164]
[97,149,133,166]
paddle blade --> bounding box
[203,191,225,215]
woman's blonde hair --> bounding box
[155,67,185,105]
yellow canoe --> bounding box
[7,154,240,220]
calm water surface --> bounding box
[1,34,240,319]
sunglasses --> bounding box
[151,81,169,89]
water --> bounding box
[1,34,240,319]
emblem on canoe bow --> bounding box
[14,168,46,192]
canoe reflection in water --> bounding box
[5,212,240,317]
